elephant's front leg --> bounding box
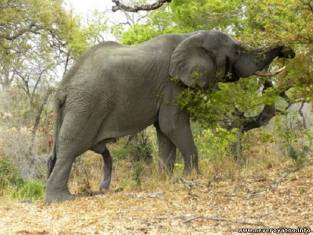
[158,104,200,175]
[155,124,176,174]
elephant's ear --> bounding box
[169,32,216,88]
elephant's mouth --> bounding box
[254,66,286,77]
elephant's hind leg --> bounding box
[45,150,76,203]
[45,109,105,202]
[47,154,56,177]
[100,149,112,190]
[91,142,113,191]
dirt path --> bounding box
[1,160,313,234]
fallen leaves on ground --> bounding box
[0,158,313,234]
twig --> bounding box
[183,215,265,226]
[176,177,196,190]
[298,101,307,129]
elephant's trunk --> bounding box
[253,45,284,72]
[233,44,294,78]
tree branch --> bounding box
[15,70,31,97]
[29,88,53,154]
[0,23,40,41]
[222,81,293,133]
[31,68,48,103]
[298,100,307,129]
[63,52,71,77]
[112,0,171,12]
[183,215,265,226]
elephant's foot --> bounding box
[183,168,202,176]
[195,167,202,176]
[183,167,192,176]
[158,161,174,176]
[45,189,74,203]
[100,178,111,192]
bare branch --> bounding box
[15,70,31,97]
[63,52,71,77]
[31,68,48,102]
[298,100,307,129]
[222,80,293,133]
[29,88,53,154]
[112,0,171,12]
[183,215,265,226]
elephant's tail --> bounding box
[47,91,66,178]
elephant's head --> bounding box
[169,30,295,88]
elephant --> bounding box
[45,30,295,202]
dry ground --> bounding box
[0,156,313,235]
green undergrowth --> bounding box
[0,159,44,201]
[11,180,44,201]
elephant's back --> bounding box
[59,41,124,87]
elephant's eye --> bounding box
[235,50,241,55]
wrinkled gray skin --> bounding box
[46,30,295,202]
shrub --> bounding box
[129,132,153,163]
[0,159,24,195]
[193,125,237,161]
[273,113,313,168]
[11,180,44,201]
[111,130,154,163]
[131,161,144,186]
[0,129,48,181]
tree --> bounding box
[116,0,312,161]
[0,0,108,155]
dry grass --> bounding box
[0,149,312,234]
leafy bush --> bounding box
[273,112,313,168]
[0,128,48,180]
[193,125,238,160]
[111,131,154,163]
[0,159,24,195]
[131,161,144,186]
[11,180,44,201]
[0,159,44,201]
[129,132,153,163]
[177,79,277,129]
[287,145,310,168]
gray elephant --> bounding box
[46,30,295,202]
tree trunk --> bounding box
[29,89,52,155]
[231,127,245,163]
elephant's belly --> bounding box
[95,99,158,142]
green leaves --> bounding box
[0,159,24,196]
[171,0,243,30]
[119,0,311,133]
[121,0,244,45]
[177,78,279,128]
